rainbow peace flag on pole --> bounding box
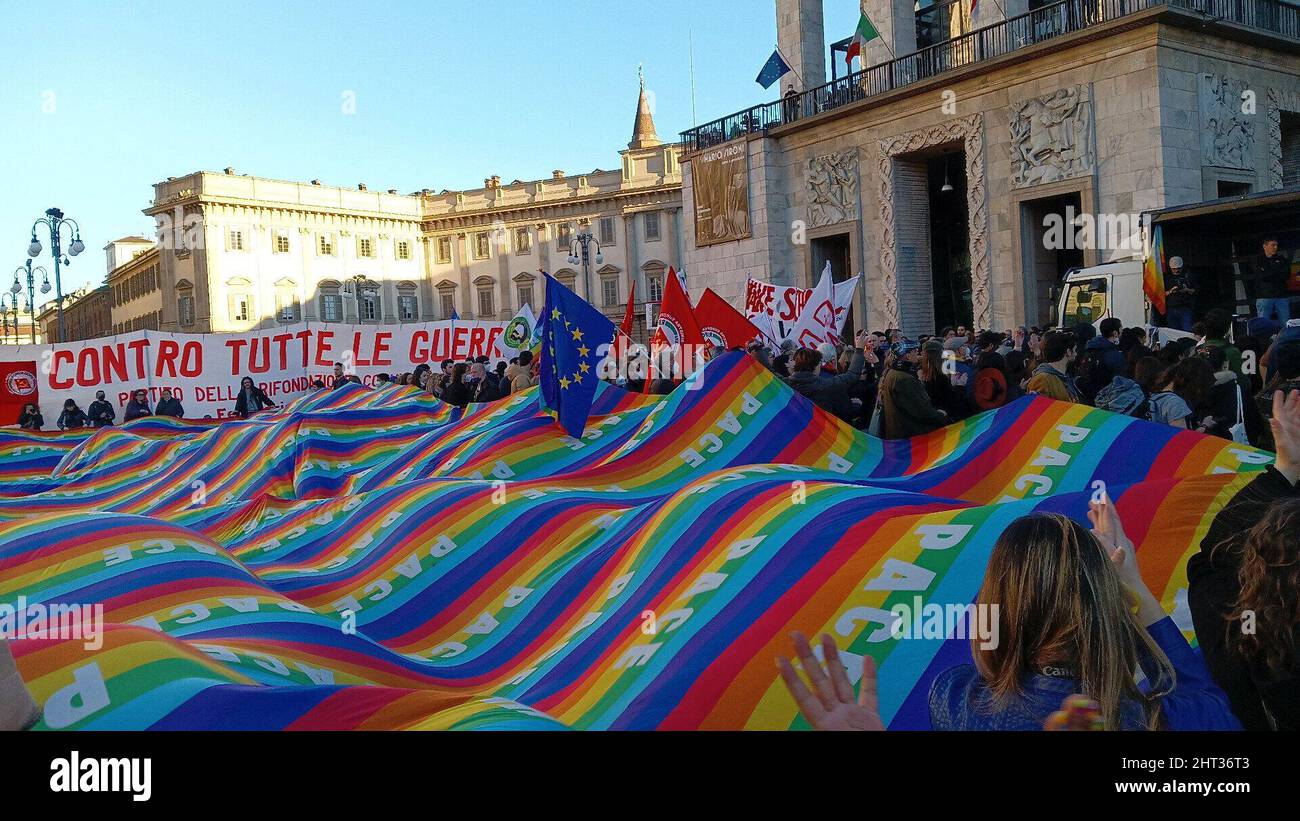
[1144,223,1167,315]
[0,353,1273,730]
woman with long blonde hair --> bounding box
[780,498,1241,730]
[927,500,1238,729]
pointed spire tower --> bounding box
[629,65,662,150]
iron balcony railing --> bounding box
[680,0,1300,153]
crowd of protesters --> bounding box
[3,304,1299,733]
[778,385,1300,732]
[731,310,1300,454]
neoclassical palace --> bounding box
[137,82,683,339]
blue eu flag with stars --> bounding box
[538,273,617,438]
[755,48,792,90]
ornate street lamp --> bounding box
[11,260,44,344]
[566,228,603,301]
[27,207,84,343]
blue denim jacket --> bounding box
[927,617,1242,730]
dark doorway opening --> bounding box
[1019,192,1085,328]
[811,232,854,341]
[1217,179,1253,198]
[928,152,971,333]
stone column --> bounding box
[776,0,827,91]
[457,233,472,318]
[625,213,640,303]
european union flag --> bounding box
[755,48,792,90]
[538,273,617,438]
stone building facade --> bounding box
[142,82,682,339]
[681,0,1300,336]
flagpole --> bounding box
[689,30,698,127]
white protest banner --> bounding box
[786,264,840,349]
[741,270,860,343]
[0,319,515,425]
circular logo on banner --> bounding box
[702,326,726,348]
[504,316,532,349]
[6,371,36,397]
[659,316,684,347]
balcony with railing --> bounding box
[680,0,1300,153]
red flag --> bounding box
[646,267,705,387]
[0,360,39,425]
[619,279,637,340]
[695,288,761,349]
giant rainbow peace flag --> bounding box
[0,353,1273,729]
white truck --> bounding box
[1053,186,1300,338]
[1054,259,1150,331]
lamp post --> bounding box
[27,207,85,343]
[566,229,603,303]
[344,274,376,321]
[11,260,45,344]
[4,293,21,345]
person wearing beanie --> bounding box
[878,338,948,439]
[784,332,872,421]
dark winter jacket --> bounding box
[57,408,87,429]
[879,365,947,439]
[234,387,274,418]
[87,399,115,427]
[123,400,152,422]
[784,350,865,421]
[1187,467,1300,729]
[1079,335,1127,402]
[156,398,184,418]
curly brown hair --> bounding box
[1229,498,1300,675]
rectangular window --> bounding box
[274,232,290,254]
[440,292,456,319]
[230,295,250,322]
[319,234,335,256]
[517,285,534,309]
[474,232,491,259]
[321,293,342,321]
[601,278,619,307]
[436,236,452,264]
[396,240,411,260]
[644,212,660,241]
[556,223,572,251]
[360,293,379,321]
[478,289,495,317]
[515,228,531,254]
[398,294,417,321]
[228,230,245,251]
[178,295,195,326]
[599,217,616,245]
[358,237,374,258]
[648,276,664,303]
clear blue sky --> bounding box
[0,0,858,302]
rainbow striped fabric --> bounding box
[0,353,1273,729]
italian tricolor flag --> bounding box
[844,12,881,69]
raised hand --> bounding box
[777,632,884,731]
[1271,389,1300,485]
[1088,492,1164,626]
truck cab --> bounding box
[1055,259,1149,331]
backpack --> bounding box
[1074,348,1110,403]
[1094,376,1150,419]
